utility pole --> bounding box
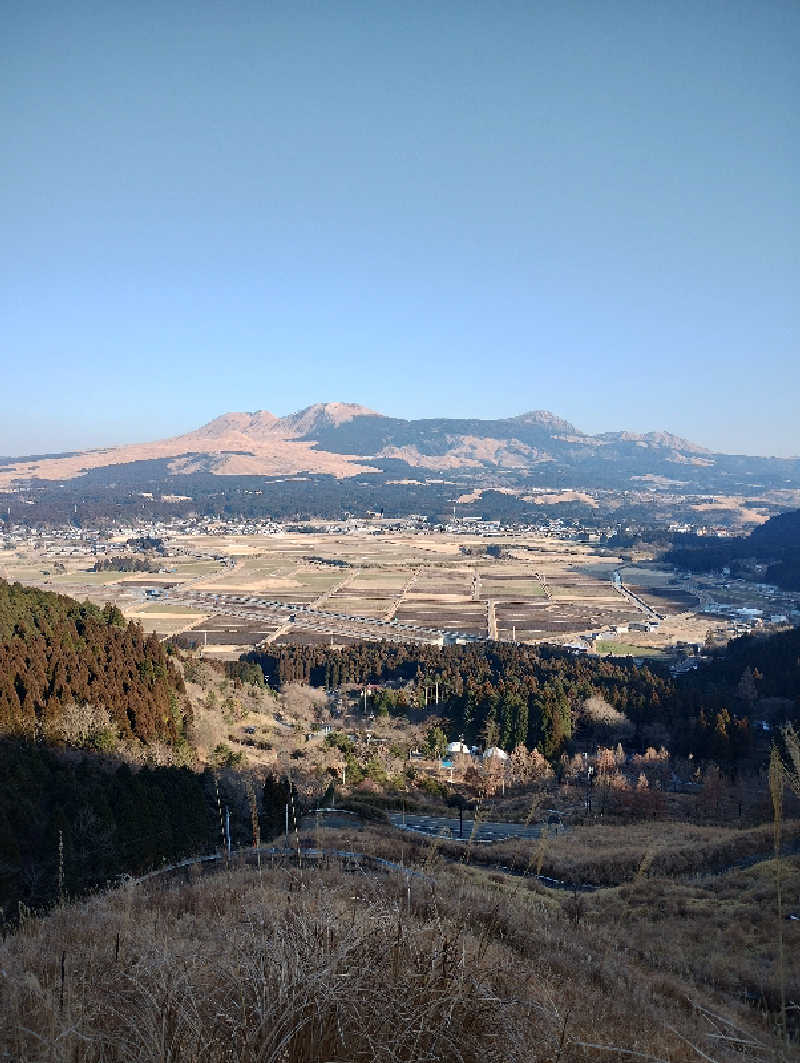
[214,774,227,866]
[58,830,64,904]
[585,758,594,814]
[247,783,261,873]
[287,774,302,872]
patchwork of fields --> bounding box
[0,531,705,659]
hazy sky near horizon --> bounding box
[2,2,798,458]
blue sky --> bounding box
[2,1,798,457]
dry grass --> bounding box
[1,855,788,1062]
[347,807,799,887]
[288,820,800,1046]
[578,858,800,1023]
[461,819,800,886]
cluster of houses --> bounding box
[408,741,510,766]
[687,571,800,634]
[445,740,509,764]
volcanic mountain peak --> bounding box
[511,410,580,434]
[2,400,796,495]
[277,402,383,437]
[641,431,712,454]
[191,410,278,440]
[601,429,712,454]
[187,404,381,444]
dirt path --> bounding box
[312,568,360,609]
[386,567,419,621]
[487,599,497,639]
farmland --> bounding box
[0,529,710,659]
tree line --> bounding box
[244,628,800,765]
[92,556,159,573]
[244,640,672,757]
[0,736,309,919]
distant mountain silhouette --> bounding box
[1,402,798,494]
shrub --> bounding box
[325,732,354,753]
[356,778,381,794]
[211,743,245,768]
[416,775,449,799]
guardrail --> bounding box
[126,844,434,889]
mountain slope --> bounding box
[663,507,800,587]
[1,402,798,493]
[0,403,381,485]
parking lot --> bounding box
[388,812,558,843]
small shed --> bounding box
[447,741,470,755]
[483,746,509,761]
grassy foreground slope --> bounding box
[2,849,796,1063]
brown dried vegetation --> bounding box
[2,851,793,1063]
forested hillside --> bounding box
[246,639,671,752]
[0,740,215,914]
[0,579,190,745]
[245,640,664,757]
[245,628,800,764]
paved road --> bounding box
[613,579,663,621]
[388,812,552,843]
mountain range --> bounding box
[1,402,799,495]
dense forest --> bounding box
[677,626,800,702]
[765,559,800,591]
[0,579,190,745]
[0,736,302,917]
[245,638,660,744]
[0,740,215,916]
[243,628,800,765]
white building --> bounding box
[483,746,509,761]
[446,741,470,756]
